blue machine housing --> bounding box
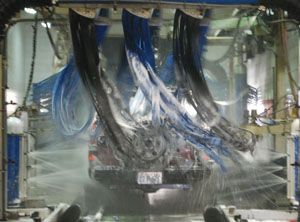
[7,135,20,204]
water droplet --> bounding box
[107,87,112,94]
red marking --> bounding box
[89,147,121,166]
[204,155,210,160]
[179,146,195,161]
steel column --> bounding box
[0,38,6,220]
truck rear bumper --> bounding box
[89,167,208,190]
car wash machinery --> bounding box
[1,0,300,221]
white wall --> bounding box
[6,13,56,111]
[247,50,274,101]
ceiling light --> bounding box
[24,8,37,15]
[41,22,51,28]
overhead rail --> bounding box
[1,0,300,38]
[53,0,300,22]
[54,0,259,9]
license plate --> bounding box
[137,172,162,185]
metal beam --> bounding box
[274,11,289,153]
[0,38,6,220]
[242,123,291,135]
[55,0,258,9]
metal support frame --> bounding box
[55,0,258,9]
[19,134,28,201]
[287,136,297,203]
[274,11,289,155]
[275,12,288,121]
[0,38,6,220]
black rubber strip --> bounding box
[69,9,137,167]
